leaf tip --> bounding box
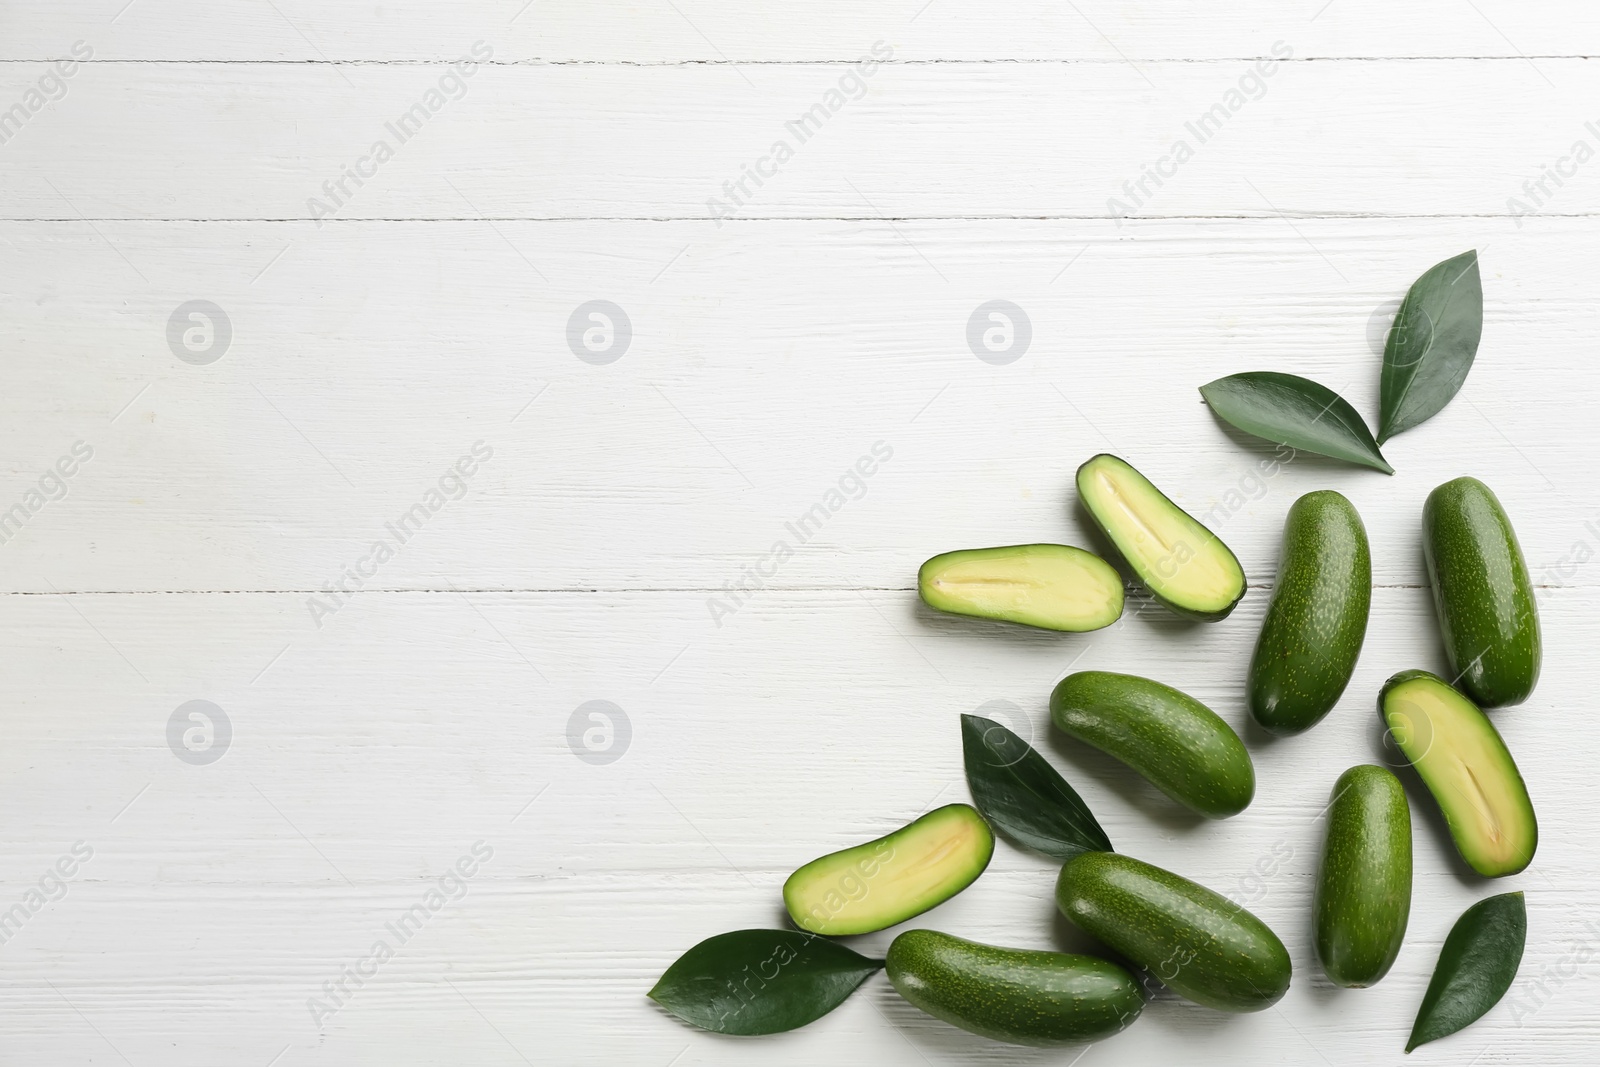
[1369,444,1396,474]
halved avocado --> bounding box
[918,544,1124,632]
[784,804,994,936]
[1379,670,1536,877]
[1076,454,1246,621]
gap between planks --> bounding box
[0,56,1597,66]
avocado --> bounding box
[1050,671,1254,818]
[1076,454,1246,621]
[886,930,1143,1046]
[918,544,1124,632]
[1055,851,1291,1012]
[1314,765,1412,987]
[1379,671,1536,877]
[1423,477,1541,707]
[784,804,994,935]
[1248,490,1371,735]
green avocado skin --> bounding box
[1249,491,1371,736]
[885,930,1143,1047]
[1050,671,1254,818]
[1055,852,1291,1012]
[1314,765,1412,988]
[1423,477,1540,707]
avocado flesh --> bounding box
[919,544,1124,632]
[1380,671,1536,877]
[1076,454,1246,620]
[784,804,995,936]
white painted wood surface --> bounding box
[0,2,1596,1064]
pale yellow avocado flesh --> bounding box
[1077,455,1245,617]
[784,804,995,936]
[919,545,1124,631]
[1383,675,1536,877]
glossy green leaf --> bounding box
[1407,892,1526,1052]
[1379,250,1483,443]
[649,929,882,1035]
[960,714,1113,859]
[1200,372,1394,474]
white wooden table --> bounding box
[0,3,1596,1063]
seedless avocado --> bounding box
[1379,671,1536,877]
[918,544,1125,632]
[1249,491,1371,736]
[784,804,994,935]
[1314,765,1411,987]
[1055,852,1291,1012]
[1423,477,1541,707]
[886,930,1143,1046]
[1076,454,1246,621]
[1050,671,1254,818]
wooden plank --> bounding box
[1,58,1598,219]
[0,586,1589,1062]
[2,1,1597,62]
[0,217,1592,593]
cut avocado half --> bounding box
[1379,670,1537,877]
[918,544,1124,632]
[784,804,994,936]
[1076,454,1246,621]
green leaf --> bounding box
[1379,249,1483,443]
[648,929,882,1035]
[960,714,1113,859]
[1200,372,1394,474]
[1407,892,1527,1053]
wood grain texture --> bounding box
[0,218,1595,594]
[3,1,1599,61]
[1,5,1597,1063]
[0,587,1593,1063]
[2,59,1600,219]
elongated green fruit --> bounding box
[784,804,994,936]
[1076,454,1246,621]
[1249,491,1371,735]
[1055,852,1291,1012]
[1379,671,1536,877]
[918,544,1124,632]
[886,930,1143,1046]
[1314,766,1411,987]
[1423,477,1540,707]
[1050,671,1254,818]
